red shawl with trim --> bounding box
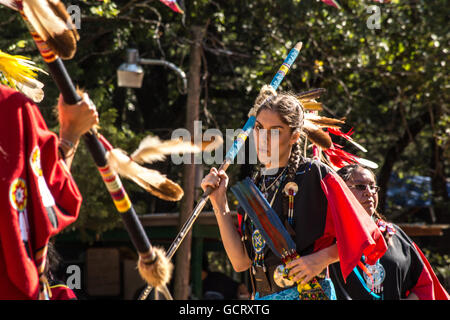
[320,172,387,280]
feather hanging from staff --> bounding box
[131,136,201,164]
[0,49,47,102]
[101,133,223,201]
[130,134,223,164]
[196,134,224,152]
[22,0,79,59]
[106,148,184,202]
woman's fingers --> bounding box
[217,170,229,187]
[287,266,310,284]
[201,170,221,191]
[287,263,303,278]
[201,167,230,194]
[286,258,311,284]
[291,269,308,284]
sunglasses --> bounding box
[348,184,380,193]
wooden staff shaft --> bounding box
[14,1,153,257]
[49,62,153,256]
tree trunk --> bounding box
[173,25,205,300]
[378,111,431,213]
[430,104,449,223]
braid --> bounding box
[279,141,302,224]
[286,141,302,182]
[251,163,262,184]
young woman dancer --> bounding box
[201,86,387,300]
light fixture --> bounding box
[117,48,187,94]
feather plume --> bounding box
[304,113,345,129]
[0,0,19,10]
[0,50,47,102]
[327,127,368,152]
[14,78,44,102]
[296,88,326,110]
[323,144,378,169]
[131,136,202,164]
[22,0,78,59]
[323,144,357,169]
[138,247,173,289]
[107,148,184,201]
[193,134,223,152]
[47,0,79,40]
[300,101,323,111]
[297,88,326,101]
[354,157,378,169]
[294,87,377,169]
[303,120,332,149]
[103,133,221,200]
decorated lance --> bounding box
[6,0,173,296]
[138,41,303,300]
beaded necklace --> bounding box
[353,218,396,300]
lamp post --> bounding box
[117,48,187,94]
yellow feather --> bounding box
[0,50,47,102]
[299,100,323,111]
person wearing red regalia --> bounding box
[0,78,98,299]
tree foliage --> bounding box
[0,0,447,243]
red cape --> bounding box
[320,172,388,281]
[0,85,82,299]
[50,284,77,300]
[412,243,450,300]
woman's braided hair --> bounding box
[251,85,305,220]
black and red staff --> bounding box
[3,0,173,296]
